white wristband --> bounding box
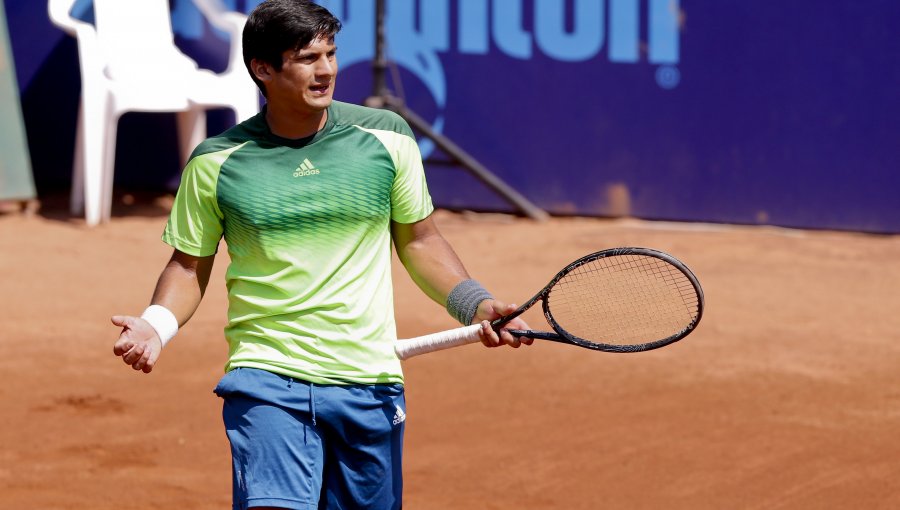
[141,305,179,348]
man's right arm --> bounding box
[112,249,216,373]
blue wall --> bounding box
[5,1,900,233]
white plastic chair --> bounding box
[48,0,260,225]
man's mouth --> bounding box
[310,83,330,94]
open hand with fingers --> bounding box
[111,315,163,373]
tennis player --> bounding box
[111,1,530,508]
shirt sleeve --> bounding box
[387,130,434,224]
[161,154,225,256]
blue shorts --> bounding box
[213,368,405,510]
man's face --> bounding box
[263,36,338,116]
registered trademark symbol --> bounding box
[656,65,681,89]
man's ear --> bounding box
[250,58,273,83]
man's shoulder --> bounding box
[329,101,413,137]
[189,114,263,161]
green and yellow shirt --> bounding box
[162,101,434,385]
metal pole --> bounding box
[363,0,548,221]
[371,0,389,99]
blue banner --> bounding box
[6,0,900,233]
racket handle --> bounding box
[395,324,482,360]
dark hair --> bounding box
[242,0,342,97]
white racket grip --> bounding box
[395,324,483,360]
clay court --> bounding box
[2,200,899,509]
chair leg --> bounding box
[70,100,85,216]
[233,92,260,124]
[177,108,206,169]
[100,111,120,224]
[81,96,113,226]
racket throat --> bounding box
[506,329,565,343]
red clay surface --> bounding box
[2,200,899,509]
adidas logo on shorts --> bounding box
[392,406,406,426]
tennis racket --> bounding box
[395,247,704,360]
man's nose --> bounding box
[314,56,336,76]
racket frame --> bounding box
[394,247,705,360]
[495,247,704,353]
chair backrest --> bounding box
[92,0,195,77]
[94,0,174,48]
[48,0,77,34]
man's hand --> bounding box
[111,315,163,373]
[473,300,533,349]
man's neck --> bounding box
[265,105,329,140]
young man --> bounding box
[111,1,530,509]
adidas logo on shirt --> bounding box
[392,406,406,426]
[293,158,320,177]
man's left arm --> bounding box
[391,215,531,348]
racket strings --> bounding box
[548,255,700,346]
